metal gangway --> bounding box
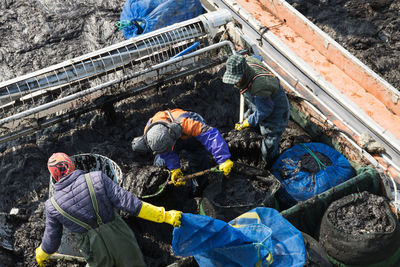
[0,10,235,144]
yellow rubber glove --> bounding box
[165,210,183,227]
[138,202,182,227]
[35,245,51,267]
[219,159,234,177]
[235,119,251,131]
[170,168,186,186]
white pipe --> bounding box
[239,94,245,123]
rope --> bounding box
[254,242,273,266]
[300,143,327,170]
[114,19,145,34]
[141,171,171,199]
[210,167,224,174]
[114,20,132,31]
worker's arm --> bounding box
[195,127,231,165]
[159,150,180,170]
[102,174,181,226]
[180,113,233,176]
[40,203,63,254]
[137,202,182,227]
[102,173,143,216]
[36,203,63,266]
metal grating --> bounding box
[0,21,206,115]
[0,10,235,143]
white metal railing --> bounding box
[0,10,232,123]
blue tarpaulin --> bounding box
[271,142,355,205]
[119,0,203,39]
[172,207,306,267]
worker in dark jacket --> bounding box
[132,109,233,188]
[35,152,182,267]
[222,54,290,167]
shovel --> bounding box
[168,167,223,185]
[141,167,223,199]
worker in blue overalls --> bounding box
[222,54,290,167]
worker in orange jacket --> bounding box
[132,109,233,190]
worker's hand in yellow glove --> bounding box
[35,245,50,267]
[170,168,185,186]
[235,119,250,131]
[138,202,182,227]
[165,210,183,227]
[219,159,234,177]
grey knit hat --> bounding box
[222,54,247,84]
[146,124,175,154]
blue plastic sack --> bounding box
[230,208,306,267]
[172,208,306,267]
[172,213,273,267]
[271,142,355,205]
[119,0,203,39]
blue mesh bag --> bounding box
[119,0,203,39]
[271,142,355,206]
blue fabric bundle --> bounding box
[271,142,355,205]
[120,0,203,39]
[172,207,306,267]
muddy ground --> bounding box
[278,151,333,179]
[213,175,267,206]
[0,62,312,266]
[0,0,360,266]
[327,191,394,235]
[287,0,400,90]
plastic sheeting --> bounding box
[271,142,354,205]
[172,207,305,267]
[120,0,203,39]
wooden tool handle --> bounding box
[167,168,217,184]
[49,252,86,262]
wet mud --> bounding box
[0,66,311,266]
[222,128,264,168]
[0,63,316,266]
[287,0,400,90]
[0,0,125,82]
[213,174,266,206]
[121,165,170,198]
[300,152,332,175]
[278,151,332,180]
[202,168,280,222]
[327,191,394,234]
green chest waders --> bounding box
[51,174,146,267]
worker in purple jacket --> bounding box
[35,152,182,267]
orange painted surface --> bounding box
[256,0,400,116]
[236,0,400,140]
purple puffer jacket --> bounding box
[41,170,143,254]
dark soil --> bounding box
[223,120,312,170]
[121,165,170,198]
[300,152,332,175]
[280,120,313,151]
[222,128,264,168]
[201,167,280,222]
[302,232,332,267]
[0,64,311,266]
[287,0,400,90]
[279,150,332,179]
[0,0,125,82]
[213,174,266,206]
[328,191,395,235]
